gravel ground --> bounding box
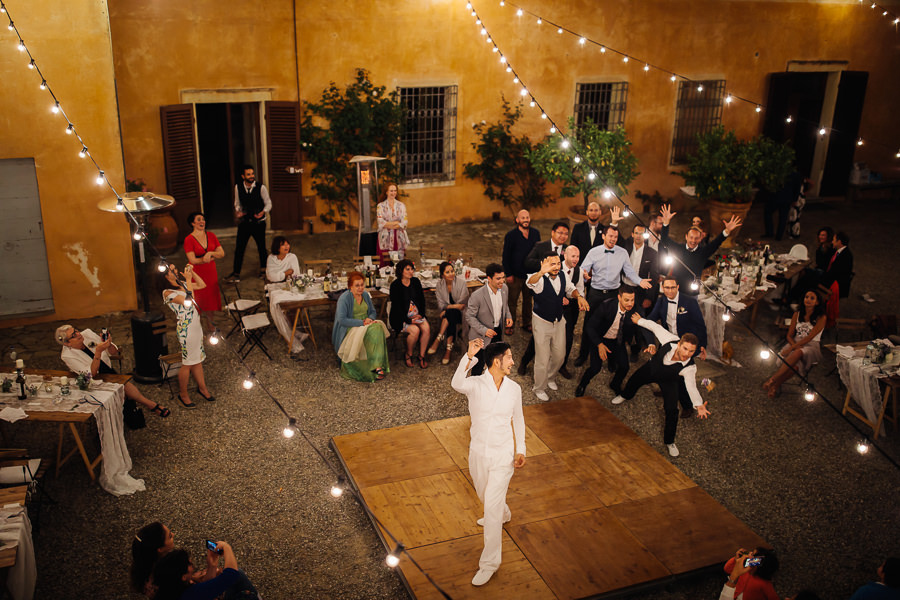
[1,198,898,599]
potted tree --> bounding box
[528,118,639,228]
[463,96,551,215]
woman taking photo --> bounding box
[152,541,258,600]
[763,290,826,398]
[183,212,225,312]
[389,259,430,368]
[130,522,176,596]
[376,183,409,265]
[266,236,300,282]
[427,261,469,364]
[160,264,215,409]
[332,271,390,382]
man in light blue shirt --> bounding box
[575,226,652,366]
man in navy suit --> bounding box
[618,223,660,360]
[645,277,708,360]
[574,287,646,398]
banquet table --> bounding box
[834,343,900,438]
[0,493,35,600]
[0,369,145,497]
[698,256,810,360]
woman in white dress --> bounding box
[266,236,301,282]
[763,290,826,398]
[160,264,215,409]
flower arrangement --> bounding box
[289,274,316,293]
[76,371,92,391]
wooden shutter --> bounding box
[160,104,201,240]
[265,101,303,229]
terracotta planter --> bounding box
[707,199,752,248]
[149,209,178,253]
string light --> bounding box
[536,17,542,24]
[385,544,404,568]
[600,46,606,53]
[17,40,24,51]
[96,171,105,185]
[516,8,522,16]
[760,348,771,360]
[755,105,762,113]
[549,126,556,134]
[724,95,733,104]
[116,198,126,211]
[663,254,674,265]
[690,279,700,291]
[208,331,220,345]
[560,139,570,149]
[697,84,704,92]
[722,311,732,322]
[39,79,46,90]
[856,440,870,454]
[65,124,74,135]
[602,188,613,199]
[282,417,298,439]
[622,209,630,217]
[786,116,793,123]
[573,155,581,163]
[587,172,596,181]
[132,229,143,241]
[818,127,827,136]
[643,63,650,72]
[27,59,34,69]
[579,37,586,45]
[642,230,650,240]
[79,146,87,158]
[857,138,864,146]
[670,74,676,82]
[330,476,346,498]
[622,56,629,63]
[51,102,59,114]
[242,375,255,389]
[804,388,815,402]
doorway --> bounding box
[195,102,262,229]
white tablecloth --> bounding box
[267,287,318,352]
[0,505,35,600]
[0,376,145,497]
[836,351,888,435]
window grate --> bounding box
[574,82,628,130]
[398,86,457,183]
[670,79,725,165]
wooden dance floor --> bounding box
[331,397,766,599]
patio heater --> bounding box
[98,192,174,383]
[349,155,386,257]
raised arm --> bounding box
[634,316,679,345]
[451,339,482,394]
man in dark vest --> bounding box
[525,251,588,402]
[611,313,711,457]
[225,165,271,282]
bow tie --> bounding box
[604,249,614,254]
[668,300,677,304]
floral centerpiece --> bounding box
[289,273,316,293]
[76,371,92,391]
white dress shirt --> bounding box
[526,272,575,297]
[451,355,526,458]
[666,292,679,333]
[60,329,113,374]
[603,309,626,340]
[487,285,504,328]
[562,264,585,297]
[629,244,645,274]
[637,318,704,408]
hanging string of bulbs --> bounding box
[480,0,900,159]
[1,4,453,595]
[467,0,898,468]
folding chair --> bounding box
[222,282,261,339]
[229,289,273,360]
[0,448,54,532]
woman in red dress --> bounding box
[183,212,225,312]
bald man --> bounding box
[570,201,605,268]
[501,210,541,333]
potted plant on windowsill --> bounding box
[528,118,638,228]
[677,126,758,247]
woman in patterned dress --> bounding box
[376,183,409,265]
[763,290,826,398]
[160,264,215,409]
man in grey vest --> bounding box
[225,165,271,282]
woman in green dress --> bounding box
[332,271,390,381]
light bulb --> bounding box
[644,63,650,72]
[536,17,542,24]
[66,124,74,135]
[499,0,504,5]
[725,95,733,104]
[519,88,527,96]
[557,27,563,34]
[603,188,613,199]
[600,46,606,53]
[664,254,674,265]
[894,18,899,24]
[242,377,254,390]
[506,66,511,73]
[622,56,629,63]
[209,332,220,345]
[529,101,535,107]
[79,147,87,158]
[642,231,650,240]
[116,199,125,211]
[819,127,827,135]
[573,156,581,164]
[133,231,142,241]
[466,2,471,8]
[513,77,519,83]
[486,37,492,44]
[157,262,168,273]
[386,553,400,568]
[330,484,344,498]
[96,171,104,185]
[540,112,546,119]
[755,105,762,113]
[786,116,793,123]
[623,209,630,217]
[588,172,596,181]
[183,297,193,308]
[804,389,815,402]
[697,84,704,92]
[549,126,556,134]
[17,41,25,51]
[27,60,35,69]
[670,74,676,82]
[51,102,60,114]
[560,139,570,149]
[579,37,586,45]
[856,440,870,454]
[1,5,6,13]
[480,27,486,35]
[492,46,498,53]
[516,8,523,16]
[499,55,506,63]
[856,139,864,146]
[690,280,699,291]
[282,425,296,438]
[40,78,47,89]
[760,348,771,360]
[883,10,888,16]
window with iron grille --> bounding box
[398,86,457,183]
[574,82,628,130]
[670,79,725,165]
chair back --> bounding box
[789,244,808,260]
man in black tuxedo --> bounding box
[524,221,569,274]
[575,287,645,398]
[645,277,708,360]
[658,204,742,296]
[569,202,606,267]
[618,223,660,359]
[819,231,853,298]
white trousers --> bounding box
[532,314,566,393]
[469,450,514,572]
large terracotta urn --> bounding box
[149,209,179,253]
[707,199,752,248]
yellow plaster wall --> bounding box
[0,0,135,327]
[106,0,899,229]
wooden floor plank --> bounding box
[609,486,769,574]
[559,438,696,506]
[360,471,484,548]
[398,531,556,600]
[523,397,636,452]
[428,415,552,470]
[508,508,671,598]
[333,422,458,488]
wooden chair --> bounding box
[303,259,333,274]
[0,449,52,532]
[834,318,868,343]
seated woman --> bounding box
[763,290,826,398]
[389,259,431,368]
[130,522,176,597]
[332,271,390,382]
[427,261,469,364]
[266,236,301,282]
[152,541,258,600]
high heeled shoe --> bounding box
[427,333,445,355]
[442,340,453,365]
